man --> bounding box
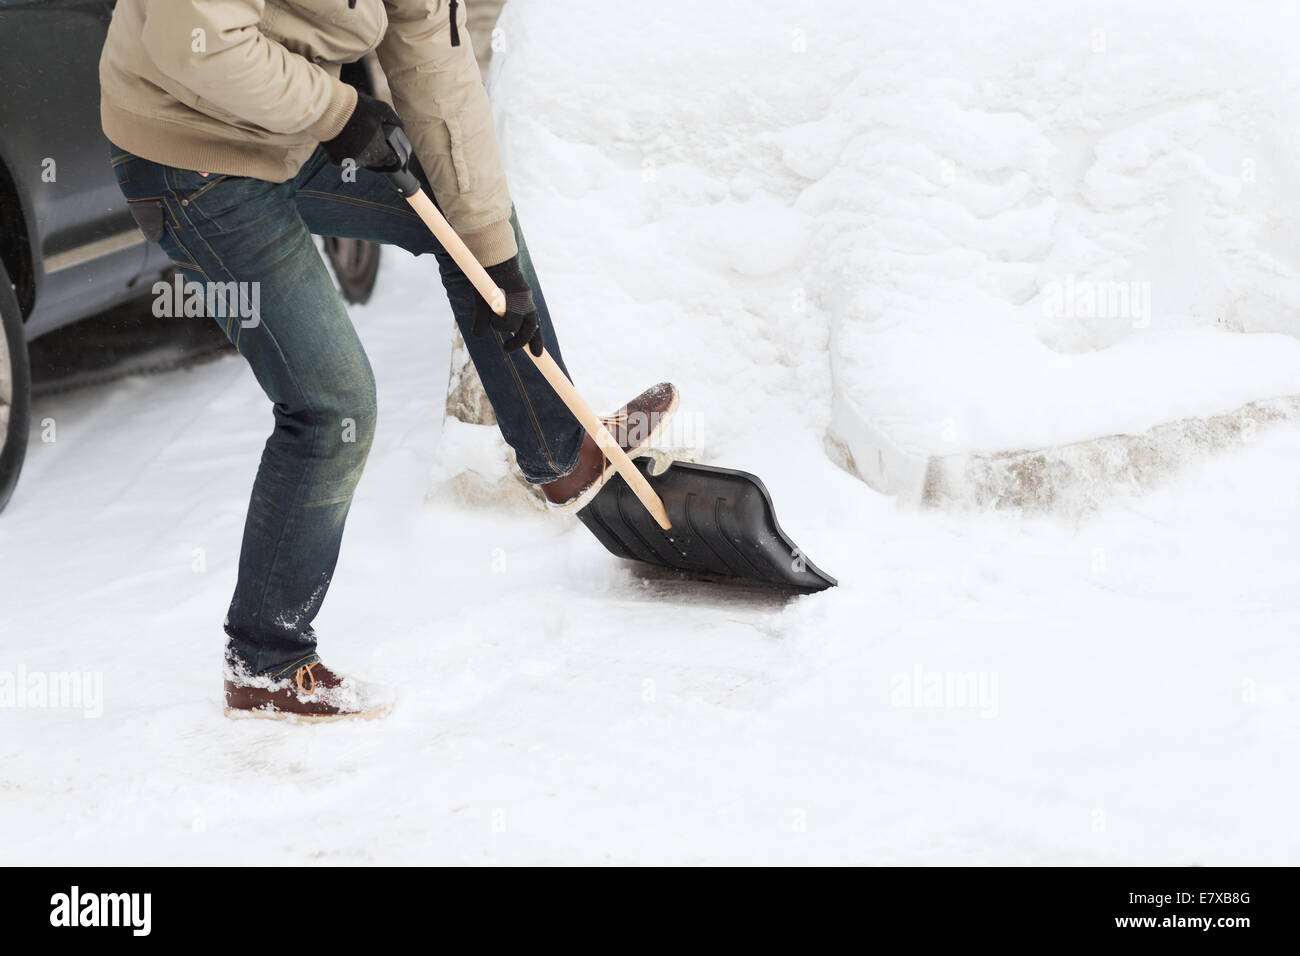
[99,0,677,722]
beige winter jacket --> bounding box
[100,0,516,265]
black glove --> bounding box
[322,91,405,171]
[473,256,544,356]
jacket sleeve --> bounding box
[377,0,517,265]
[139,0,357,141]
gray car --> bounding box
[0,0,382,511]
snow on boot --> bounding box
[541,382,679,511]
[224,661,395,723]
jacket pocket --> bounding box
[270,0,388,60]
[443,111,473,193]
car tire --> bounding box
[0,258,31,513]
[323,237,381,305]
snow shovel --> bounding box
[384,145,836,593]
[576,456,836,591]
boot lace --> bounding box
[295,663,319,696]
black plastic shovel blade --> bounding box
[577,457,837,592]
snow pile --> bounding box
[491,0,1300,506]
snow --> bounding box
[2,0,1298,864]
[502,0,1300,459]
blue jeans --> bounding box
[109,144,585,678]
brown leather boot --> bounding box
[224,661,394,723]
[541,382,679,511]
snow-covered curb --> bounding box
[834,391,1300,513]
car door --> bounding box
[0,0,162,339]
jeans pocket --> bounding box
[174,173,283,232]
[166,167,231,206]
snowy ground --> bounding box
[2,0,1299,865]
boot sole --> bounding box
[554,386,681,514]
[223,702,393,724]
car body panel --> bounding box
[0,0,170,339]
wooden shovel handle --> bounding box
[402,188,672,530]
